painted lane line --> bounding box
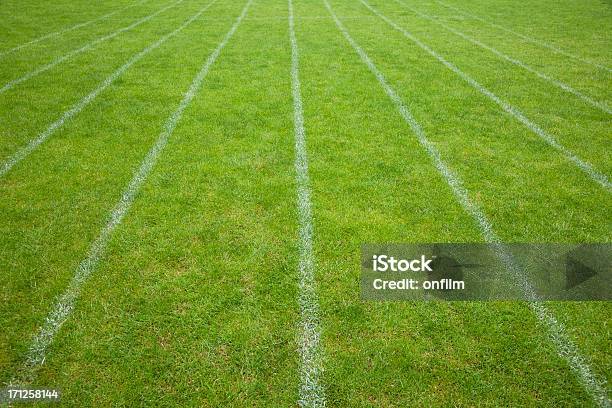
[324,1,610,406]
[12,0,253,384]
[0,0,218,179]
[0,0,184,95]
[360,0,611,192]
[436,0,612,73]
[394,0,611,115]
[289,0,326,407]
[0,0,149,59]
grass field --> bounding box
[0,0,610,406]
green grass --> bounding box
[0,0,610,406]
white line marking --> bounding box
[394,0,611,115]
[0,0,219,179]
[289,0,326,406]
[324,1,610,406]
[359,0,611,192]
[0,0,149,59]
[436,0,612,73]
[11,0,252,385]
[0,0,184,94]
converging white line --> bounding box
[323,1,610,406]
[436,0,612,73]
[11,0,252,385]
[0,0,219,179]
[0,0,184,95]
[289,0,326,407]
[394,0,611,115]
[359,0,611,192]
[0,0,149,59]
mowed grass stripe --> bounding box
[289,0,326,406]
[11,0,252,385]
[436,0,612,73]
[0,0,218,179]
[394,0,611,115]
[26,0,301,402]
[0,0,148,59]
[331,0,610,387]
[294,1,598,404]
[324,1,610,406]
[0,0,241,384]
[0,0,184,95]
[359,0,611,192]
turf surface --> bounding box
[0,0,610,406]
